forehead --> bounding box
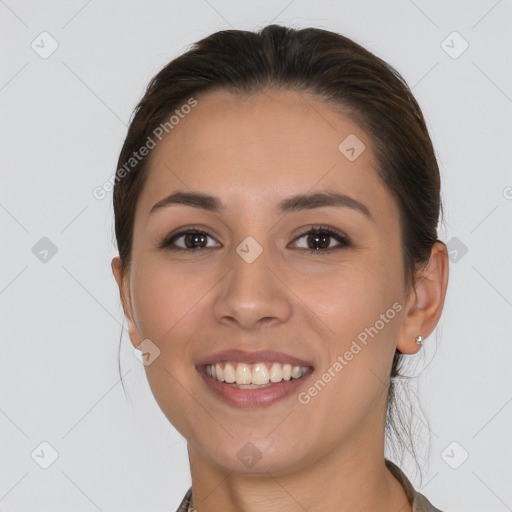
[137,88,396,221]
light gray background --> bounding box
[1,1,511,511]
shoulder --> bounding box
[174,487,192,512]
[385,459,445,512]
[414,492,445,512]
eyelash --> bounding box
[159,224,350,255]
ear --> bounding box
[396,241,449,354]
[111,256,143,349]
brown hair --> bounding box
[113,24,443,468]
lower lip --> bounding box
[197,366,313,408]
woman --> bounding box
[111,25,449,512]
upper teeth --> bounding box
[205,362,310,385]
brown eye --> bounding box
[181,232,208,249]
[292,226,350,254]
[159,225,349,254]
[159,228,220,252]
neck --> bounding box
[186,430,412,512]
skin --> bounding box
[112,89,449,512]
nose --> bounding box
[212,244,293,331]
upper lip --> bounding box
[196,349,314,368]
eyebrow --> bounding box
[148,190,373,220]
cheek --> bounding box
[302,255,403,390]
[131,258,206,342]
[130,263,205,436]
[299,259,400,338]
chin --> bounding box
[198,434,309,476]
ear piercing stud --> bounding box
[415,335,423,345]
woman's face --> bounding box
[115,89,415,475]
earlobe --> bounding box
[111,256,143,349]
[396,242,449,355]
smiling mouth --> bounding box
[204,361,313,388]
